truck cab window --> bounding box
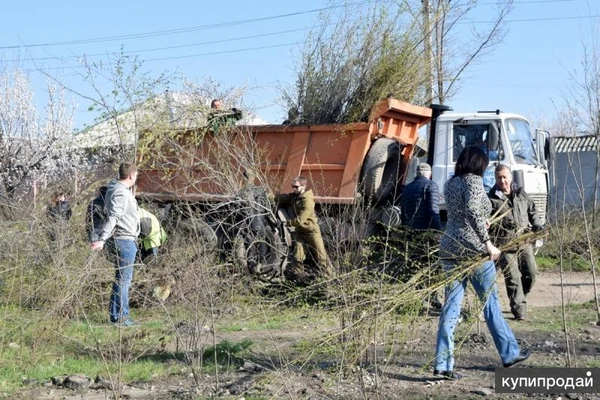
[452,123,500,162]
[505,118,536,164]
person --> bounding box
[207,99,243,133]
[91,163,140,327]
[47,190,72,222]
[138,206,167,262]
[47,190,72,241]
[434,146,529,380]
[238,171,278,273]
[275,176,332,281]
[401,162,442,308]
[210,99,222,110]
[282,108,299,125]
[86,185,108,243]
[488,164,544,321]
[401,163,441,231]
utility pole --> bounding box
[422,0,434,104]
[435,0,446,104]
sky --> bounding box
[2,0,598,130]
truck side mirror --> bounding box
[513,169,525,190]
[544,136,554,163]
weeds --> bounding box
[0,128,599,399]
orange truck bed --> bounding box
[136,98,432,204]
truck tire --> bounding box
[361,138,402,203]
[234,227,285,276]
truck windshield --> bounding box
[452,123,499,162]
[505,118,537,164]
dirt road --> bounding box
[497,270,598,310]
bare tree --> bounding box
[36,50,177,166]
[562,22,600,225]
[413,0,514,104]
[556,20,600,323]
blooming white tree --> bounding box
[0,69,76,219]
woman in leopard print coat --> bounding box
[433,146,529,380]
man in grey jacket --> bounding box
[91,162,140,326]
[489,164,544,321]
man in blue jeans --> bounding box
[91,162,140,326]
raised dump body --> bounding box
[135,98,432,204]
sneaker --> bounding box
[113,319,137,327]
[433,370,464,380]
[431,300,444,311]
[503,347,530,368]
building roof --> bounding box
[71,91,268,149]
[553,135,598,153]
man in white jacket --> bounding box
[91,162,140,326]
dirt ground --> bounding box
[499,271,599,310]
[13,271,600,400]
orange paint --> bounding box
[136,98,431,204]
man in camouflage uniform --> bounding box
[207,99,243,133]
[276,176,332,281]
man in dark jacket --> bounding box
[47,190,72,242]
[401,163,442,308]
[401,163,441,231]
[489,164,544,321]
[87,185,108,243]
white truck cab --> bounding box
[427,105,549,224]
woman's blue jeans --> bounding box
[434,260,520,371]
[108,238,137,323]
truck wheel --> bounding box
[361,138,402,203]
[234,227,286,277]
[171,216,218,251]
[257,227,285,275]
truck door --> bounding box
[452,121,502,190]
[535,129,550,168]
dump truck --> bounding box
[428,105,550,224]
[135,98,550,276]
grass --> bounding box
[514,301,598,333]
[0,347,182,393]
[2,211,599,398]
[0,307,176,393]
[219,320,281,333]
[536,254,591,272]
[0,304,258,395]
[216,304,331,333]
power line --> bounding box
[0,1,371,50]
[9,2,594,70]
[24,41,305,71]
[13,11,595,66]
[144,42,303,62]
[495,0,574,3]
[471,14,600,24]
[6,27,312,63]
[0,0,574,51]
